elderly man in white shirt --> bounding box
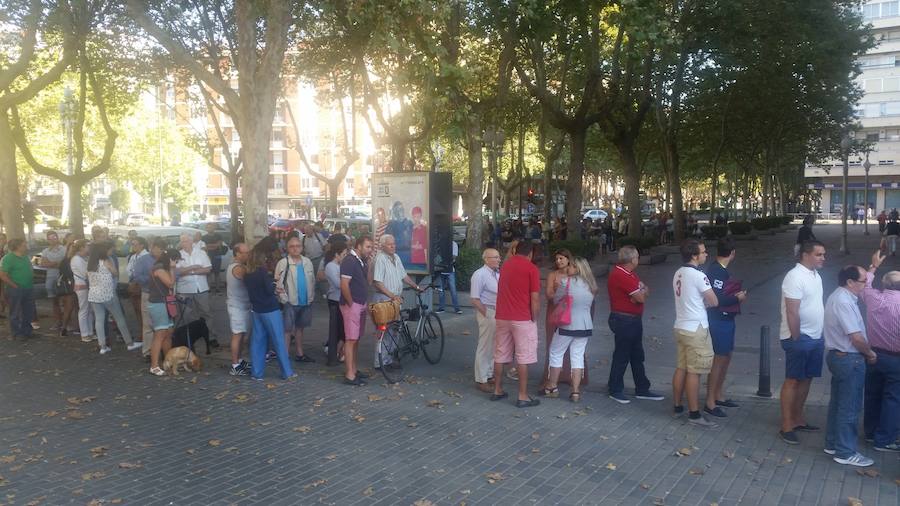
[372,234,421,367]
[175,233,219,346]
[470,248,501,392]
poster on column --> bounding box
[372,172,430,274]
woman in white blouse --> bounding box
[87,242,140,355]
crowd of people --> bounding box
[1,216,898,469]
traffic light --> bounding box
[527,188,534,201]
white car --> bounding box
[125,213,148,226]
[582,209,608,222]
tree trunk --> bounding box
[67,179,85,238]
[761,167,770,217]
[465,120,484,248]
[0,112,24,239]
[664,141,686,242]
[238,120,274,244]
[327,180,340,217]
[228,173,241,241]
[616,140,644,238]
[710,166,718,226]
[564,129,587,226]
[543,154,553,219]
[391,140,406,172]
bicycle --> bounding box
[375,283,445,383]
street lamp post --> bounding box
[840,134,852,254]
[863,153,871,236]
[58,86,76,225]
[483,128,505,231]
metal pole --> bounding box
[840,135,851,254]
[756,325,772,398]
[864,155,871,236]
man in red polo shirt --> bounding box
[607,245,665,404]
[492,241,541,408]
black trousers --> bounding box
[607,313,651,395]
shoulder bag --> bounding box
[549,277,572,327]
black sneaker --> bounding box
[209,339,220,348]
[344,376,367,386]
[703,406,728,418]
[780,430,800,445]
[294,355,316,363]
[454,309,463,314]
[715,399,740,408]
[229,364,249,376]
[435,308,445,314]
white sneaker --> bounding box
[127,342,142,351]
[99,346,112,355]
[687,415,718,428]
[81,335,94,343]
[31,322,40,330]
[823,448,836,455]
[833,453,874,467]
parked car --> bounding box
[582,209,608,222]
[124,213,148,226]
[183,221,234,247]
[269,218,312,234]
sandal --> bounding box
[538,386,559,398]
[149,366,166,376]
[516,396,541,408]
[569,392,582,403]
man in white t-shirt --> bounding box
[672,239,719,427]
[175,233,219,346]
[778,240,826,445]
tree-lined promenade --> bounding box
[0,0,870,246]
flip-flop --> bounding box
[516,396,541,408]
[489,391,508,401]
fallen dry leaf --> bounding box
[413,500,435,506]
[66,411,87,420]
[303,479,327,490]
[214,391,229,400]
[407,422,419,428]
[81,471,105,481]
[353,415,365,423]
[89,447,108,458]
[675,447,693,457]
[0,455,15,464]
[265,383,276,389]
[443,390,462,398]
[293,426,312,433]
[325,454,337,461]
[426,400,444,408]
[208,439,222,447]
[856,469,879,478]
[117,462,143,469]
[653,498,665,505]
[848,497,863,506]
[461,331,471,335]
[185,449,196,455]
[723,450,735,459]
[605,463,617,471]
[39,410,58,418]
[232,393,251,403]
[640,483,651,490]
[362,486,374,496]
[485,472,504,484]
[531,432,540,440]
[367,394,384,402]
[688,468,705,476]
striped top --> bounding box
[861,271,900,353]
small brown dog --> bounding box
[162,346,202,376]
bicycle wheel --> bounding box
[421,313,445,364]
[377,323,406,383]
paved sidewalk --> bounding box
[0,223,898,505]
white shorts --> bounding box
[227,303,252,334]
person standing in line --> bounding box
[226,243,252,376]
[302,223,326,296]
[822,265,878,467]
[244,245,295,381]
[859,250,900,453]
[202,222,225,293]
[132,239,162,357]
[71,240,93,342]
[877,210,887,233]
[856,207,865,225]
[0,238,35,338]
[147,249,180,376]
[340,235,374,385]
[606,245,664,404]
[275,236,316,363]
[703,237,748,418]
[882,217,900,256]
[86,242,141,355]
[319,239,348,366]
[540,257,598,402]
[778,240,826,445]
[175,233,219,346]
[371,234,422,369]
[56,242,78,336]
[470,248,501,393]
[672,239,719,427]
[795,215,817,258]
[540,249,574,389]
[492,240,541,408]
[40,230,67,331]
[126,236,150,348]
[437,240,462,314]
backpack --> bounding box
[56,271,75,295]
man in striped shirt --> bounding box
[861,250,900,453]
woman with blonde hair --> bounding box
[540,256,597,402]
[540,249,588,387]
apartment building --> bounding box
[805,1,900,215]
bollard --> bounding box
[756,325,772,398]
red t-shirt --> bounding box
[607,265,644,315]
[495,255,540,321]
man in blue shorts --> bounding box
[778,240,826,445]
[704,237,747,418]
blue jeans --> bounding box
[6,286,35,337]
[249,310,294,380]
[825,351,866,458]
[607,313,650,395]
[438,272,459,311]
[864,351,900,447]
[91,298,134,348]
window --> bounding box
[273,103,286,124]
[345,177,354,192]
[269,175,285,194]
[860,55,896,68]
[885,101,900,115]
[886,77,900,92]
[865,103,882,117]
[866,79,884,92]
[880,159,895,165]
[864,1,900,19]
[271,128,284,148]
[272,151,284,171]
[867,132,880,142]
[301,177,315,189]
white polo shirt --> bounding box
[176,246,212,294]
[673,265,712,331]
[779,263,824,340]
[470,265,499,307]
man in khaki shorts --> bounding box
[672,239,719,427]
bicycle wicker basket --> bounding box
[369,300,401,326]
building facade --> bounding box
[806,1,900,215]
